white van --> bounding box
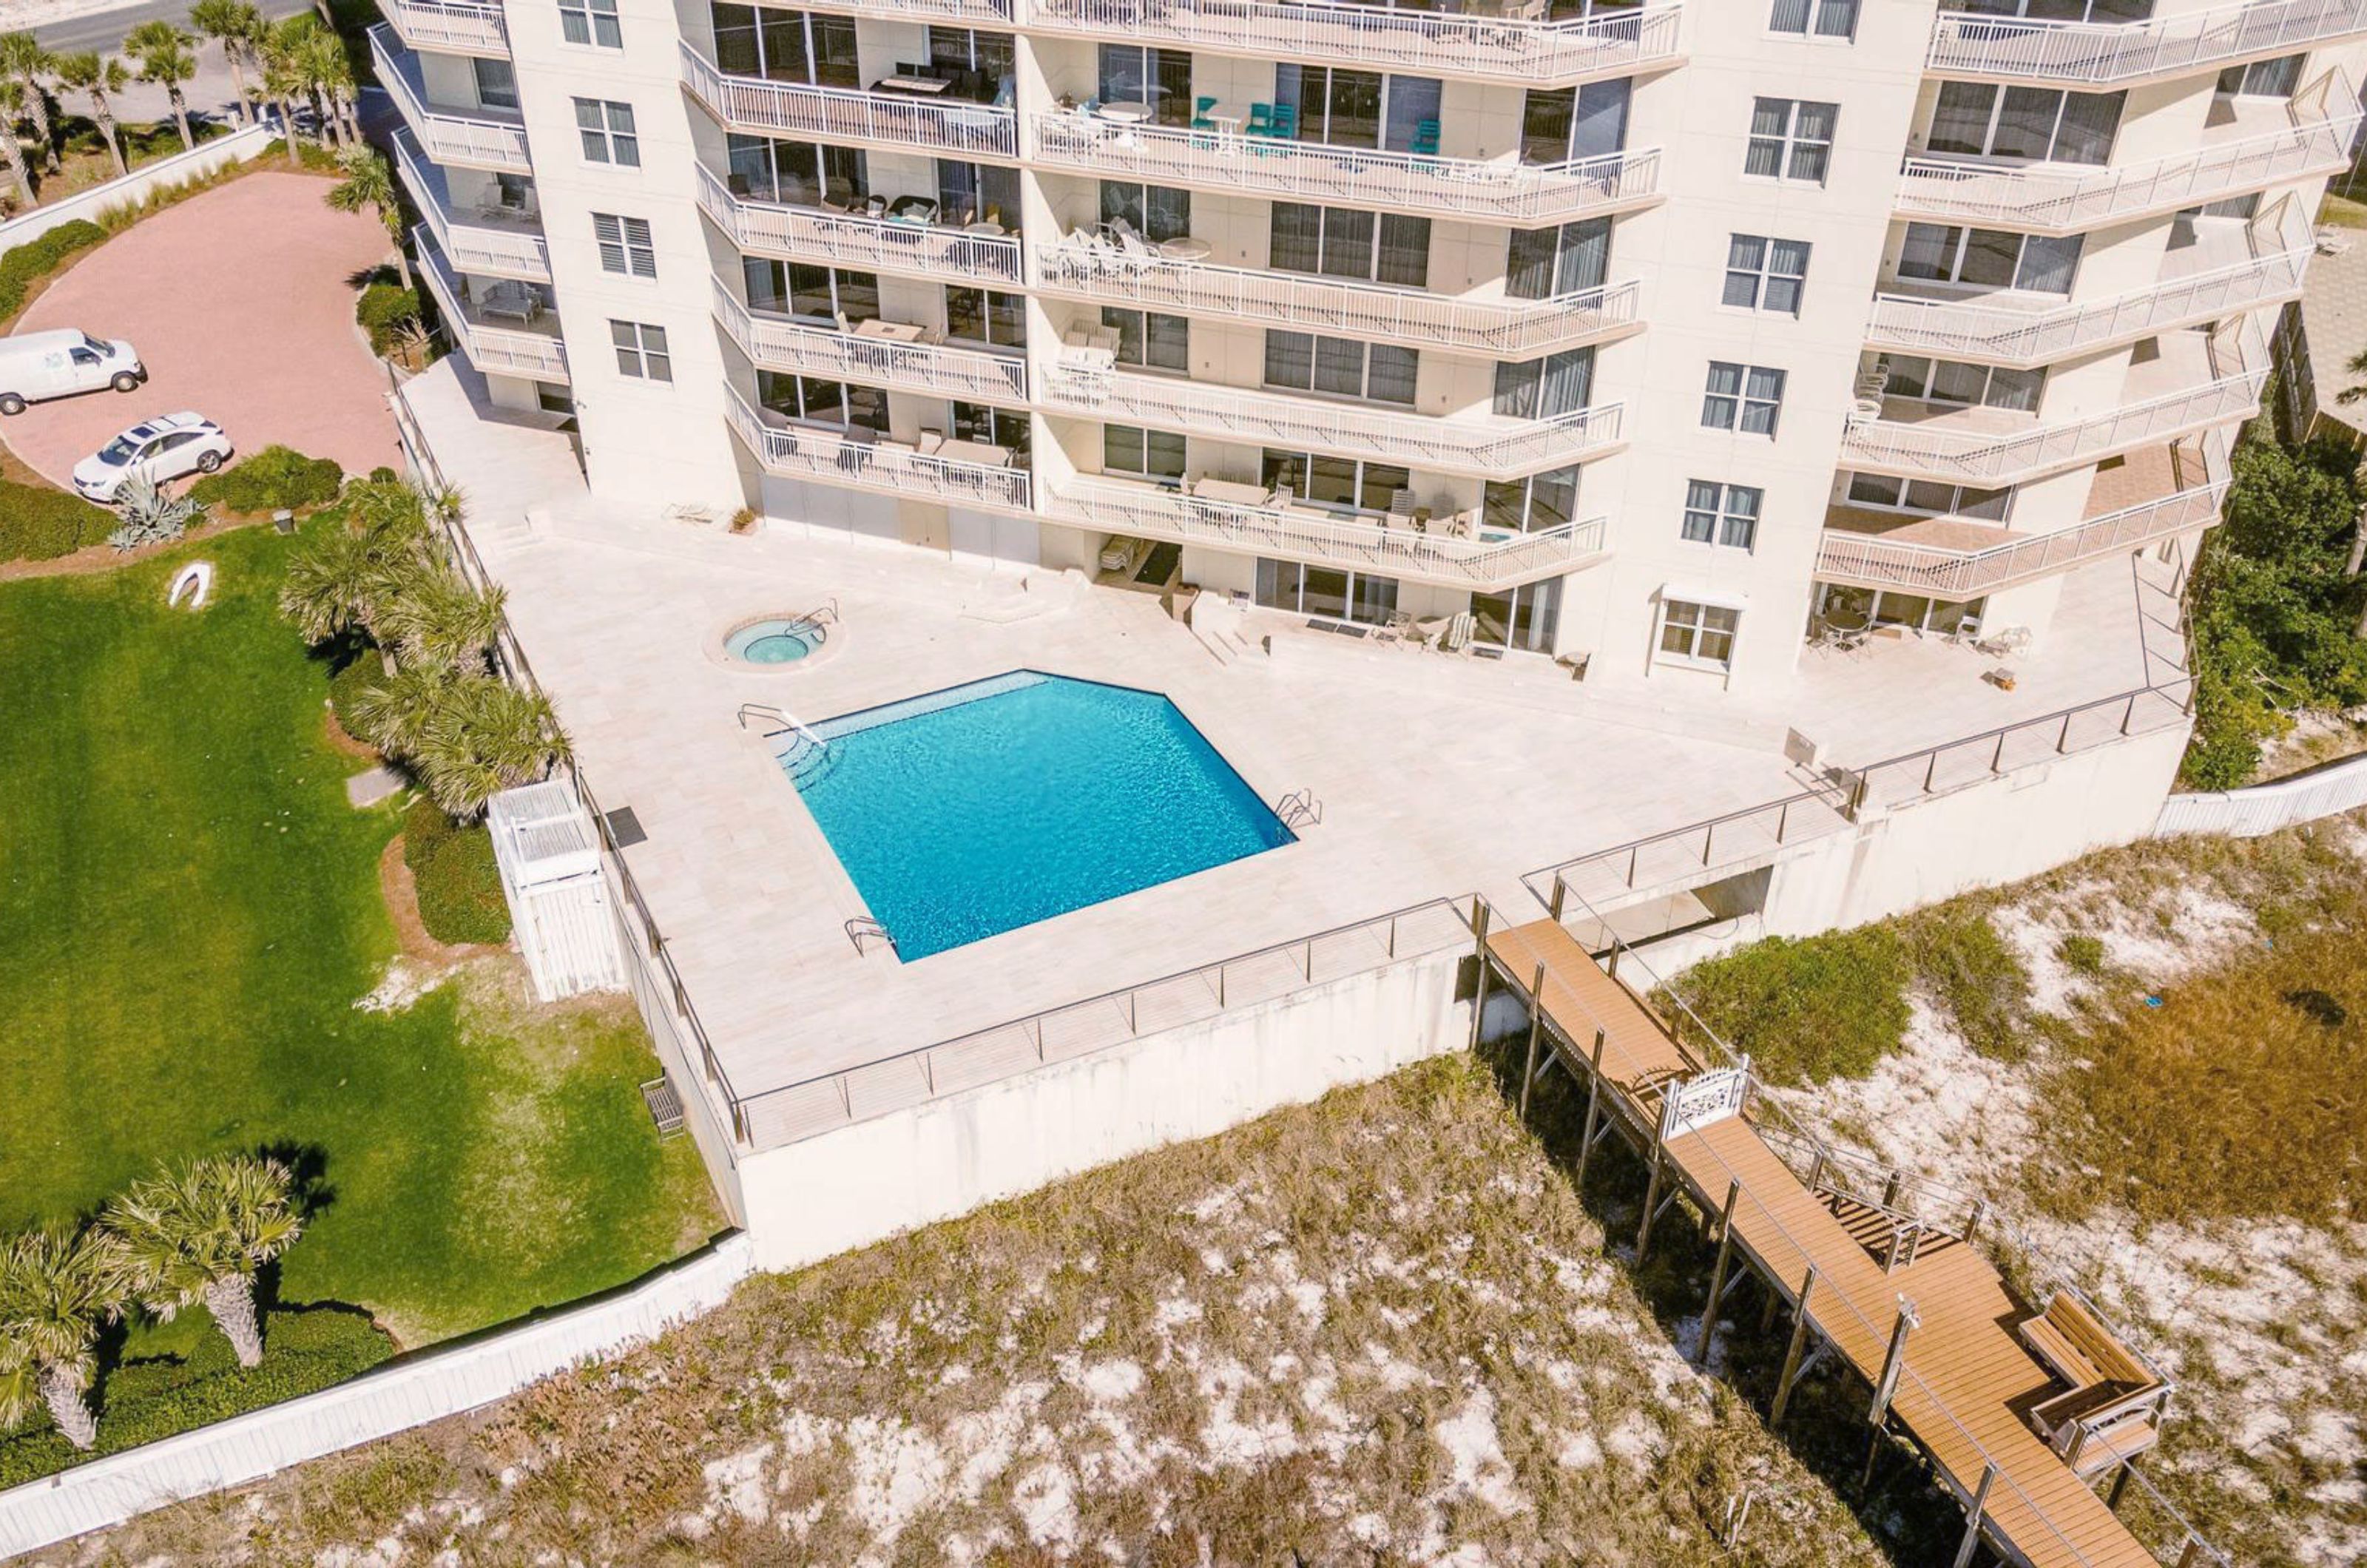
[0,329,146,416]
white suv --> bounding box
[72,413,234,504]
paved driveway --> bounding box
[4,172,401,491]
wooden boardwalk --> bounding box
[1488,918,2162,1568]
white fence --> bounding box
[0,1234,754,1560]
[2154,748,2367,837]
[0,119,278,254]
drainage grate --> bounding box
[605,805,649,848]
[640,1075,685,1138]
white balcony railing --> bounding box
[725,385,1035,513]
[1027,0,1683,85]
[711,283,1030,404]
[692,164,1024,285]
[1926,0,2367,85]
[1896,75,2360,230]
[1843,327,2264,485]
[1817,454,2228,597]
[392,129,550,283]
[376,0,508,55]
[1045,477,1610,590]
[802,0,1011,18]
[1041,365,1624,476]
[1028,110,1661,223]
[371,26,530,172]
[1030,237,1641,356]
[681,44,1018,158]
[1866,200,2312,365]
[417,244,569,383]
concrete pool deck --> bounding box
[399,362,2181,1149]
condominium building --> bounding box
[376,0,2361,695]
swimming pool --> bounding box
[777,672,1294,960]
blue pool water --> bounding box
[725,617,825,664]
[780,672,1294,960]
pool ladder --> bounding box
[845,916,896,956]
[1276,788,1323,829]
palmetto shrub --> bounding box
[189,446,343,515]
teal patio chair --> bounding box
[1411,117,1440,155]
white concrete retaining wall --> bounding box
[0,121,280,254]
[2153,749,2367,838]
[735,945,1471,1272]
[0,1234,753,1561]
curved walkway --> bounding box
[4,171,399,490]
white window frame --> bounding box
[1843,473,2013,521]
[1897,223,2082,296]
[1655,597,1741,672]
[1722,234,1810,315]
[1744,98,1836,184]
[1263,330,1418,407]
[1681,481,1761,550]
[1769,0,1860,41]
[558,0,621,47]
[1875,354,2045,413]
[1701,362,1786,436]
[574,98,639,167]
[592,213,657,280]
[1925,84,2121,166]
[610,320,671,382]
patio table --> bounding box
[1190,477,1270,506]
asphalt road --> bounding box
[32,0,318,55]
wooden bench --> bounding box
[2016,1291,2170,1474]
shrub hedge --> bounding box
[357,283,422,356]
[412,818,511,944]
[0,1308,394,1487]
[328,647,386,731]
[189,446,344,515]
[402,794,456,872]
[1665,926,1912,1087]
[0,478,115,561]
[0,220,107,323]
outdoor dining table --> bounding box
[934,439,1013,467]
[1095,101,1153,124]
[1190,477,1271,506]
[877,74,953,94]
[1158,236,1213,260]
[854,318,928,343]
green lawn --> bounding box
[0,524,717,1351]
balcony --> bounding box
[1895,73,2359,232]
[692,165,1024,285]
[680,44,1018,158]
[1818,436,2226,597]
[1045,473,1609,590]
[376,0,507,57]
[1925,0,2367,87]
[1026,0,1683,87]
[802,0,1011,17]
[725,385,1034,513]
[1030,232,1641,355]
[1842,322,2264,485]
[711,282,1029,404]
[1040,363,1624,477]
[393,130,549,284]
[1028,109,1660,224]
[371,26,530,173]
[1865,197,2312,366]
[417,243,569,385]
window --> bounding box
[1701,362,1785,435]
[953,400,1029,461]
[574,99,639,166]
[946,287,1025,350]
[938,160,1020,229]
[1899,223,2081,294]
[1769,0,1859,36]
[1519,79,1629,163]
[1269,203,1430,288]
[1472,578,1561,653]
[1658,598,1739,669]
[610,320,670,382]
[1843,473,2010,521]
[1681,481,1762,549]
[1745,98,1836,183]
[726,135,866,206]
[744,259,879,322]
[1101,180,1191,244]
[1102,307,1189,371]
[2218,54,2303,97]
[928,26,1016,98]
[1104,423,1186,484]
[1099,44,1193,125]
[757,369,887,432]
[1483,465,1579,533]
[1926,84,2122,164]
[1260,449,1408,512]
[1274,64,1389,149]
[1952,0,2147,19]
[559,0,621,47]
[592,213,656,279]
[1493,348,1594,419]
[472,58,518,111]
[1264,331,1418,406]
[1723,234,1810,314]
[1257,560,1400,626]
[1506,218,1608,300]
[1816,582,1983,636]
[494,172,534,212]
[1877,355,2044,413]
[709,5,859,87]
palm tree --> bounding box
[413,676,570,820]
[0,81,35,211]
[0,1227,129,1451]
[0,33,58,176]
[377,567,504,673]
[260,41,306,151]
[123,21,199,152]
[327,146,411,290]
[265,16,334,149]
[279,524,426,650]
[346,661,456,757]
[294,25,357,148]
[101,1156,304,1369]
[189,1,265,126]
[51,53,129,180]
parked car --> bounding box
[0,329,146,416]
[72,413,233,504]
